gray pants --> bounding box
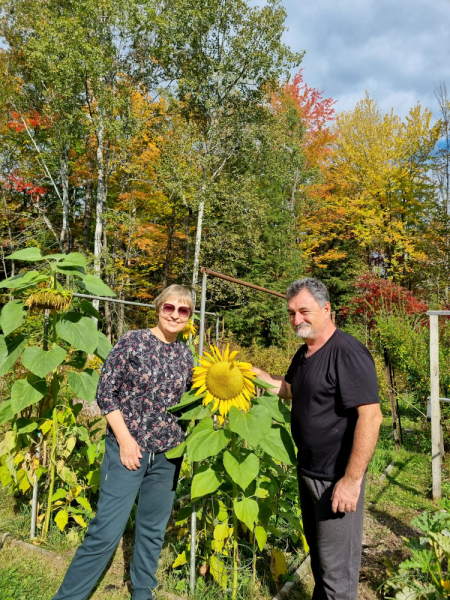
[53,436,182,600]
[298,472,365,600]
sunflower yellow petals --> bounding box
[223,344,230,361]
[194,384,207,396]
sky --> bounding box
[278,0,450,119]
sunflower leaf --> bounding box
[94,331,112,362]
[228,405,271,446]
[256,394,291,424]
[167,388,202,412]
[165,441,186,459]
[234,497,259,530]
[0,300,26,337]
[6,247,43,261]
[191,465,222,498]
[56,313,98,353]
[223,450,259,491]
[0,334,27,377]
[67,369,99,403]
[259,424,297,466]
[22,345,66,377]
[178,402,211,420]
[11,379,48,414]
[187,426,231,462]
[253,377,277,390]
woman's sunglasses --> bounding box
[161,303,191,319]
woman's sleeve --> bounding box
[96,333,132,415]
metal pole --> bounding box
[430,314,441,499]
[72,293,216,316]
[190,269,208,593]
[215,314,220,346]
[30,433,41,539]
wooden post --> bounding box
[430,314,441,499]
[384,348,400,451]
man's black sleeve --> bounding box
[336,350,380,409]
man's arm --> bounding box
[252,367,292,400]
[331,403,383,513]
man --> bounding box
[254,277,383,600]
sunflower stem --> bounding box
[231,432,239,599]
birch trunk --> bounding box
[93,115,106,314]
[191,197,205,306]
[59,144,70,252]
[83,157,94,251]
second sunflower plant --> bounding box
[166,344,302,597]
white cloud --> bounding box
[277,0,450,118]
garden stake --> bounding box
[190,268,208,593]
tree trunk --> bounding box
[182,196,191,284]
[83,157,95,252]
[93,115,106,315]
[162,198,177,289]
[59,144,70,252]
[191,198,205,306]
[103,226,112,341]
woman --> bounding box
[53,284,194,600]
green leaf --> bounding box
[253,377,277,390]
[191,466,222,498]
[59,253,86,267]
[255,525,268,552]
[11,379,47,414]
[45,254,67,261]
[86,469,100,490]
[187,424,231,462]
[234,497,259,530]
[94,331,112,361]
[51,488,67,502]
[67,369,100,403]
[228,405,271,446]
[85,443,97,465]
[257,394,290,424]
[167,389,202,412]
[0,399,14,425]
[178,402,211,420]
[65,352,87,370]
[78,300,101,320]
[14,418,39,434]
[76,275,116,297]
[0,300,26,337]
[223,450,259,491]
[56,313,98,353]
[166,441,186,459]
[0,271,48,289]
[76,496,93,512]
[6,247,43,261]
[54,509,69,531]
[22,345,66,377]
[56,264,86,277]
[259,425,297,466]
[0,335,27,377]
[209,555,227,589]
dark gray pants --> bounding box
[298,472,365,600]
[53,436,182,600]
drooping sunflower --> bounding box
[25,289,73,312]
[181,319,197,340]
[192,344,256,417]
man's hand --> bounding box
[331,476,362,513]
[118,435,143,470]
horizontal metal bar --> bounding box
[427,311,450,315]
[201,267,286,299]
[72,293,217,316]
[427,397,450,403]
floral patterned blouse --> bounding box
[96,329,194,453]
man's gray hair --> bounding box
[286,277,330,308]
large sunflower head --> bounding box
[192,344,256,417]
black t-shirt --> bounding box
[285,329,380,480]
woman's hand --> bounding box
[118,434,143,470]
